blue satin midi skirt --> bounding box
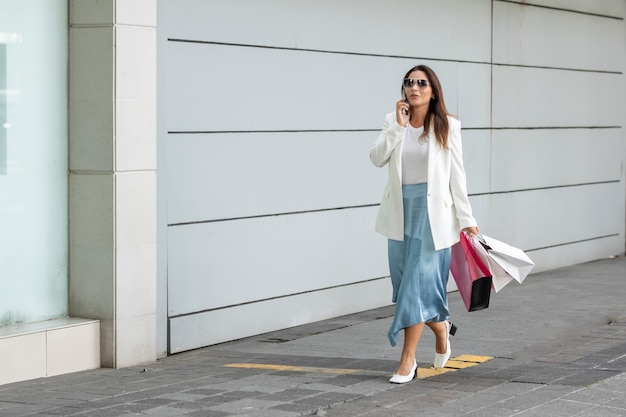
[387,183,451,346]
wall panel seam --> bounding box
[486,126,622,130]
[492,62,622,75]
[168,129,379,135]
[69,24,114,29]
[70,170,155,175]
[166,183,622,227]
[113,24,157,29]
[167,126,622,135]
[168,276,389,319]
[70,24,156,29]
[495,0,625,20]
[526,234,621,252]
[168,204,380,227]
[167,38,493,65]
[471,180,622,197]
[167,39,622,75]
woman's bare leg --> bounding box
[425,321,448,354]
[395,322,425,375]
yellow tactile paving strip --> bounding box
[417,354,493,378]
[224,354,492,379]
[224,363,360,374]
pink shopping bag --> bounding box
[450,232,493,312]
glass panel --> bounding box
[0,43,6,174]
[0,1,68,326]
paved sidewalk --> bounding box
[0,256,625,417]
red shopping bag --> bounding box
[450,232,492,312]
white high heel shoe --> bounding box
[389,360,417,384]
[434,321,457,368]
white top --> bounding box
[401,124,428,184]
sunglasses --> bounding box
[403,78,430,89]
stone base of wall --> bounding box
[0,318,100,385]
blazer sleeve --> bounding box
[369,112,406,167]
[448,119,478,229]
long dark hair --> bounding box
[401,65,452,149]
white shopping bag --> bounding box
[477,234,535,290]
[486,260,514,293]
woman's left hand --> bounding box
[462,227,480,237]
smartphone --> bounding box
[401,92,409,115]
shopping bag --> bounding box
[487,262,513,293]
[472,235,512,292]
[450,232,492,312]
[477,234,535,288]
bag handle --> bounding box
[459,232,491,276]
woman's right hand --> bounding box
[396,98,409,127]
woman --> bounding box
[369,65,479,384]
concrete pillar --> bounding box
[68,0,157,368]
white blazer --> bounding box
[370,112,477,250]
